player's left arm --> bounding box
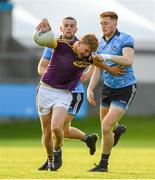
[99,47,134,66]
[91,55,125,76]
[99,35,135,66]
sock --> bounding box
[82,134,88,142]
[48,155,53,166]
[113,124,119,133]
[53,148,61,153]
[99,154,110,167]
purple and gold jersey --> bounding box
[41,39,91,90]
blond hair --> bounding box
[80,33,99,52]
[100,11,118,20]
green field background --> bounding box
[0,115,155,179]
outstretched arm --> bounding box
[87,67,101,105]
[36,18,51,32]
[92,55,125,76]
[33,18,57,48]
[98,47,134,66]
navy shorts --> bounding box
[100,84,137,110]
[68,92,84,116]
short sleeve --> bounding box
[122,35,134,49]
[42,47,53,61]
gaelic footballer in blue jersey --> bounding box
[87,11,137,172]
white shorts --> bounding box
[37,83,72,116]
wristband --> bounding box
[101,54,112,60]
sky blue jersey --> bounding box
[42,47,84,93]
[96,30,136,89]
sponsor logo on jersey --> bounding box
[73,60,91,68]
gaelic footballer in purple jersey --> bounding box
[42,39,93,90]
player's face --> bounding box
[100,17,117,38]
[60,19,77,40]
[76,41,91,58]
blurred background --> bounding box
[0,0,155,119]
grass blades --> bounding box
[0,115,155,178]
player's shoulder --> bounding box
[98,37,105,46]
[44,47,52,53]
[119,31,134,41]
[118,31,134,48]
[56,39,73,49]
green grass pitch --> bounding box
[0,115,155,179]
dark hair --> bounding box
[100,11,118,20]
[62,16,77,25]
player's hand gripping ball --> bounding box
[33,29,54,47]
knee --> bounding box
[102,122,112,135]
[52,127,61,136]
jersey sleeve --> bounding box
[122,35,134,49]
[42,47,53,61]
[42,39,66,61]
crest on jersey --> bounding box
[73,60,91,68]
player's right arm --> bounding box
[87,67,101,105]
[38,58,49,76]
[38,47,52,76]
[92,55,125,76]
[36,18,51,32]
[33,18,57,48]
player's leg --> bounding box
[52,106,68,149]
[49,87,72,171]
[88,97,110,172]
[64,92,85,139]
[88,85,122,172]
[64,92,98,155]
[112,84,137,147]
[37,84,54,170]
[51,106,68,170]
[63,114,98,155]
[89,84,136,172]
[89,105,126,172]
[100,106,126,168]
[64,114,86,139]
[99,99,127,147]
[38,112,53,170]
[99,105,127,148]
